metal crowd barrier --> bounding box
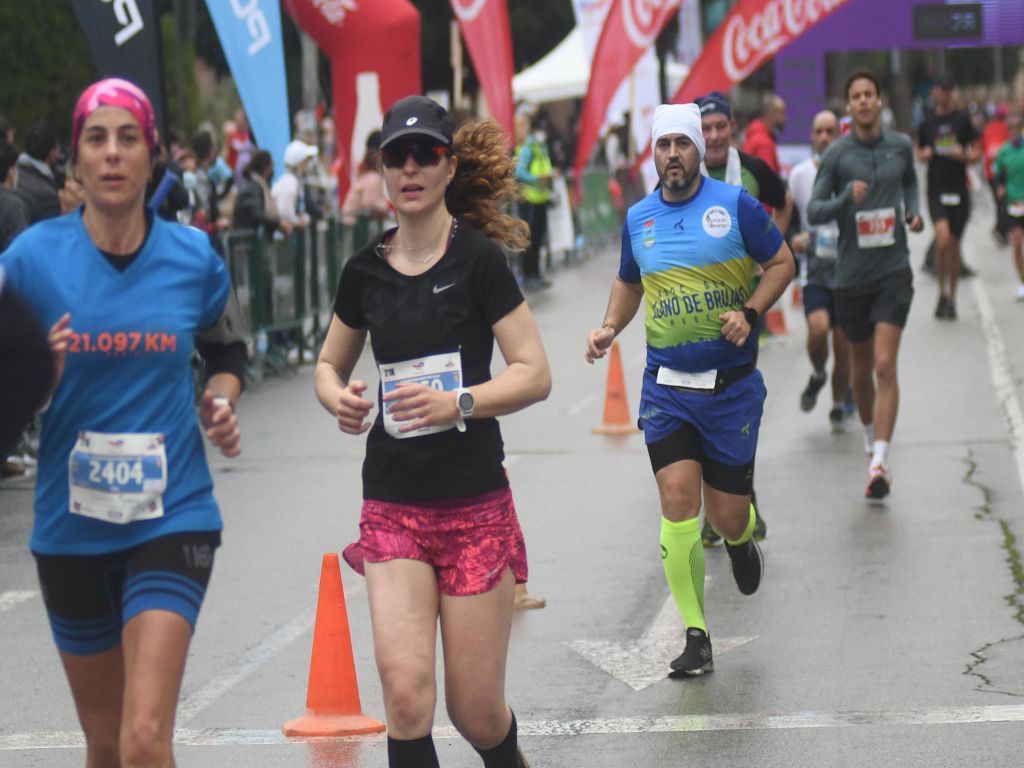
[222,215,386,382]
[220,174,616,383]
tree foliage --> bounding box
[0,0,97,144]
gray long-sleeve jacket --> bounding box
[807,129,920,289]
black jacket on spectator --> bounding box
[232,175,280,236]
[14,155,60,224]
[0,188,28,251]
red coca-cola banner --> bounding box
[573,0,681,188]
[451,0,515,145]
[636,0,850,168]
[284,0,421,201]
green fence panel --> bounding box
[578,169,619,245]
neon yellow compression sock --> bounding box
[660,516,706,632]
[725,503,757,546]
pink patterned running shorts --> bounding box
[342,487,528,596]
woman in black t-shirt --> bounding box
[315,96,550,768]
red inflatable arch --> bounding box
[284,0,422,201]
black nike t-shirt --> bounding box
[334,217,525,502]
[917,109,977,193]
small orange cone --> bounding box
[592,341,640,435]
[283,554,386,737]
[764,305,788,335]
[790,283,802,309]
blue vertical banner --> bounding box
[204,0,290,175]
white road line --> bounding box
[7,704,1024,749]
[567,588,756,691]
[567,394,596,417]
[178,581,364,724]
[972,278,1024,496]
[0,590,37,613]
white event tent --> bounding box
[512,26,689,106]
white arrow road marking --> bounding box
[567,591,757,691]
[6,704,1024,749]
[0,590,37,613]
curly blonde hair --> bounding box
[446,119,530,252]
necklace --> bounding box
[375,216,455,264]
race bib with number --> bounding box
[1009,201,1024,218]
[934,135,958,156]
[940,193,962,207]
[657,366,717,392]
[379,351,464,439]
[68,432,167,525]
[855,207,897,249]
[814,222,840,260]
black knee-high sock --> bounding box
[474,711,519,768]
[388,734,440,768]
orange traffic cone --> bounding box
[283,554,386,737]
[764,305,788,335]
[790,282,802,309]
[592,341,640,435]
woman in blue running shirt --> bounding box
[1,78,245,767]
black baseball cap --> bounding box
[696,92,732,120]
[380,96,454,149]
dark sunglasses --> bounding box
[381,139,449,169]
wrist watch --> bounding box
[455,387,475,420]
[742,306,758,328]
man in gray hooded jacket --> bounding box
[808,67,924,501]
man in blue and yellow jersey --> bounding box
[585,104,794,677]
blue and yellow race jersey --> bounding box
[619,176,782,372]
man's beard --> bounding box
[662,163,695,193]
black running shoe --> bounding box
[752,503,767,541]
[701,517,722,547]
[669,628,714,677]
[829,406,845,433]
[726,537,763,595]
[935,295,957,320]
[799,371,827,412]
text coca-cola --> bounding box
[723,0,848,82]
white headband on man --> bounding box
[651,103,706,161]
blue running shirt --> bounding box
[619,177,782,372]
[2,212,230,555]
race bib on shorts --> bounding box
[1009,201,1024,218]
[815,222,839,260]
[379,351,464,439]
[940,193,962,206]
[68,432,167,524]
[657,366,717,392]
[855,207,897,249]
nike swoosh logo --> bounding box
[433,283,456,294]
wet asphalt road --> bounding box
[3,197,1024,767]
